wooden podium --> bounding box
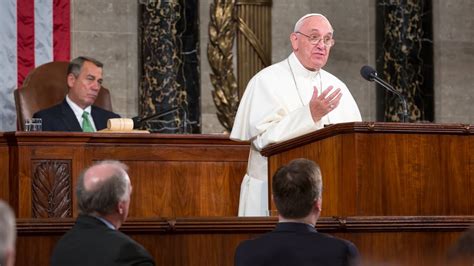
[261,122,474,264]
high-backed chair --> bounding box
[14,61,113,131]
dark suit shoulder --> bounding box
[91,105,120,118]
[234,228,359,266]
[51,215,155,266]
[316,232,359,257]
[33,102,63,118]
[90,105,120,130]
[33,100,82,131]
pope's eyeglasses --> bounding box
[295,31,335,47]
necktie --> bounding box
[82,111,95,132]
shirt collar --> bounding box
[66,94,92,116]
[93,215,116,230]
[289,52,320,80]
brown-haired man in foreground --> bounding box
[234,158,359,266]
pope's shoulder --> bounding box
[251,57,291,79]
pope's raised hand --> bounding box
[309,85,342,122]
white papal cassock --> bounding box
[230,53,362,216]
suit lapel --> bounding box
[60,100,82,131]
[91,106,104,130]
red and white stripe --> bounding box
[17,0,70,85]
[0,0,70,131]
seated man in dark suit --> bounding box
[34,56,120,131]
[50,160,155,266]
[234,158,359,266]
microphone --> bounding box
[132,107,179,129]
[360,65,408,122]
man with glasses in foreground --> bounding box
[231,14,362,216]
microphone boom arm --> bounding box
[371,75,409,123]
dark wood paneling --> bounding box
[126,161,245,217]
[0,135,9,200]
[16,216,473,266]
[1,132,248,218]
[264,123,474,217]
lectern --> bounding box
[262,122,474,264]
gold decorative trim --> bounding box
[237,16,271,67]
[235,0,272,5]
[207,0,239,132]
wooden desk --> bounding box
[0,132,249,218]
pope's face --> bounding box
[291,16,334,71]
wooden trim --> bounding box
[4,132,248,145]
[17,216,474,234]
[262,122,474,156]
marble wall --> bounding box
[433,0,474,123]
[71,0,474,133]
[71,0,139,119]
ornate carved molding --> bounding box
[235,0,272,97]
[31,160,72,218]
[237,17,270,67]
[207,0,239,132]
[17,216,474,234]
[207,0,272,131]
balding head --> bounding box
[0,200,16,266]
[77,160,131,217]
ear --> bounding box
[290,32,299,51]
[117,201,125,215]
[314,197,322,212]
[67,73,76,88]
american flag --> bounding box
[0,0,70,131]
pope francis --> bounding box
[230,13,362,216]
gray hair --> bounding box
[294,13,333,33]
[0,200,16,265]
[67,56,104,77]
[76,160,130,216]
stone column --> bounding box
[376,0,433,122]
[139,0,200,133]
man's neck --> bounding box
[278,215,317,227]
[91,213,121,230]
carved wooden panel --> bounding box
[31,160,72,218]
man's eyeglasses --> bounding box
[295,31,335,47]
